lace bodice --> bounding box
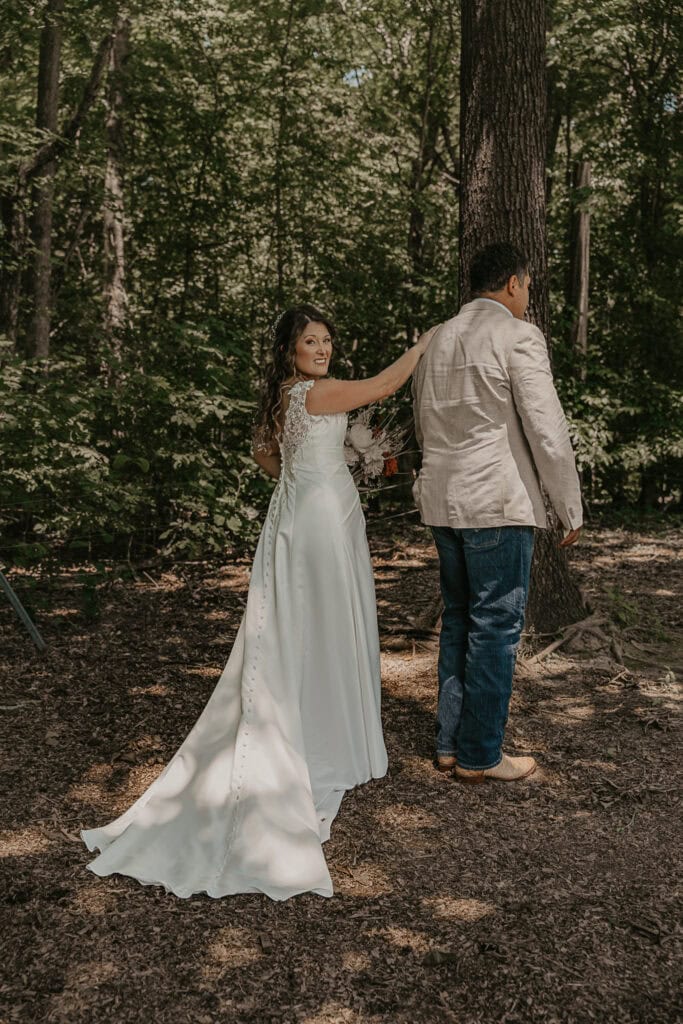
[279,380,347,472]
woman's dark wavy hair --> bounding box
[253,304,336,451]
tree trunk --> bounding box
[459,0,585,633]
[568,160,591,376]
[272,0,296,307]
[0,194,25,349]
[405,23,437,344]
[103,16,130,350]
[459,0,548,327]
[0,25,114,349]
[30,0,64,360]
[545,64,563,204]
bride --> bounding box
[81,304,434,900]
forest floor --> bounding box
[0,519,681,1024]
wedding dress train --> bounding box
[81,380,388,899]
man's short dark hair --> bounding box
[469,242,528,293]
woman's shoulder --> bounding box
[282,378,316,412]
[282,377,316,393]
[280,378,316,424]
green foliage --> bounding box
[0,0,680,565]
[548,0,682,510]
[0,323,267,563]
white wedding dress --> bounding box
[81,380,388,899]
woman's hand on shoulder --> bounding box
[414,323,441,355]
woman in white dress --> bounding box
[81,305,434,899]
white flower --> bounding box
[363,452,385,478]
[344,445,360,466]
[347,423,374,452]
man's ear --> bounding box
[506,274,518,296]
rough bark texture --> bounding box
[103,16,130,348]
[459,0,548,327]
[30,0,64,360]
[459,0,585,633]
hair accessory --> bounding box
[269,310,287,343]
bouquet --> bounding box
[343,406,406,486]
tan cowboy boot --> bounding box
[455,753,537,785]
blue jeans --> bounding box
[431,525,534,771]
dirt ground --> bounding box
[1,520,681,1024]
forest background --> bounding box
[1,0,681,569]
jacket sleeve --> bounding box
[509,326,583,530]
[412,365,424,450]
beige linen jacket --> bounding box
[412,299,583,530]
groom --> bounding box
[412,241,582,784]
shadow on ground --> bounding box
[0,523,680,1023]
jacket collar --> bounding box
[462,297,514,318]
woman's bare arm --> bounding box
[252,447,281,479]
[253,449,281,479]
[305,326,440,416]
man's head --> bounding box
[469,242,530,319]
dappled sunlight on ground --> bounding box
[370,924,431,954]
[48,960,121,1020]
[69,884,120,915]
[0,523,680,1022]
[341,949,372,972]
[374,802,441,831]
[331,861,393,897]
[203,927,263,972]
[422,896,496,922]
[128,684,171,697]
[0,826,53,858]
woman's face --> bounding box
[292,321,333,379]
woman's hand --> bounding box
[414,323,441,355]
[253,449,281,480]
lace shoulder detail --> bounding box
[281,379,315,462]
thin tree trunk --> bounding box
[459,0,585,632]
[568,160,591,375]
[30,0,64,360]
[0,25,114,348]
[19,29,114,186]
[273,0,296,306]
[0,195,25,349]
[545,63,563,204]
[405,23,436,344]
[103,16,130,350]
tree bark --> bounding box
[568,160,591,375]
[459,0,585,633]
[272,0,296,306]
[405,23,437,345]
[103,16,130,350]
[30,0,64,360]
[19,30,114,186]
[459,0,548,327]
[0,195,25,349]
[0,26,115,347]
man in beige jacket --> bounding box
[412,242,582,784]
